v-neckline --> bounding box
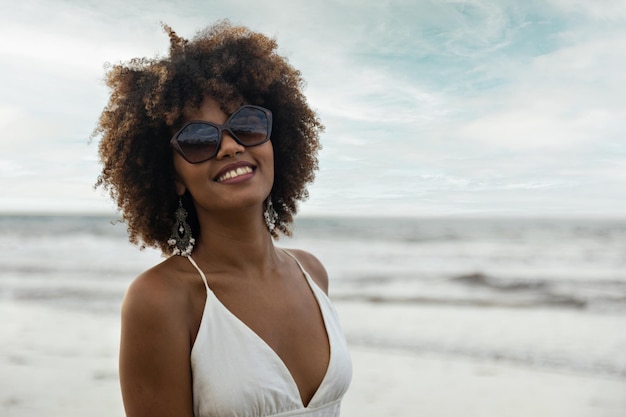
[208,287,332,407]
[189,252,332,408]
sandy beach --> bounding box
[343,346,626,417]
[2,298,625,417]
[339,301,626,417]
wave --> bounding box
[0,214,126,239]
[1,264,143,277]
[4,214,626,242]
[332,293,589,309]
[347,335,626,379]
[331,271,626,311]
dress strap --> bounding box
[186,255,209,291]
[281,248,307,276]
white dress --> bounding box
[187,250,352,417]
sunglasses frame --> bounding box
[170,105,273,164]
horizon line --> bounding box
[1,210,625,221]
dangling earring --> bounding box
[264,196,278,233]
[167,197,195,257]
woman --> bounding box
[95,21,352,417]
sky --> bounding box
[1,0,625,217]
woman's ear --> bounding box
[175,179,186,196]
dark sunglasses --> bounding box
[170,105,273,164]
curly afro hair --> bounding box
[94,21,323,254]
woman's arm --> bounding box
[119,270,194,417]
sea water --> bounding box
[1,215,625,378]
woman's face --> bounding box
[172,96,274,214]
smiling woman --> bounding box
[93,21,351,417]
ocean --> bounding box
[1,214,625,380]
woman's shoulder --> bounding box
[282,248,329,294]
[122,256,192,324]
[119,256,196,416]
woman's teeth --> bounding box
[217,166,253,182]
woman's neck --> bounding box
[190,205,279,273]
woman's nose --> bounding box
[216,132,244,159]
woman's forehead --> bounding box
[181,95,243,120]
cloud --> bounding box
[302,0,626,216]
[455,31,626,150]
[0,105,22,128]
[1,0,625,216]
[546,0,626,20]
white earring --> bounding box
[264,196,278,233]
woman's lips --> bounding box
[214,161,256,183]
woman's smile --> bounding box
[215,162,256,183]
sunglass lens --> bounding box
[230,107,269,145]
[176,123,220,163]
